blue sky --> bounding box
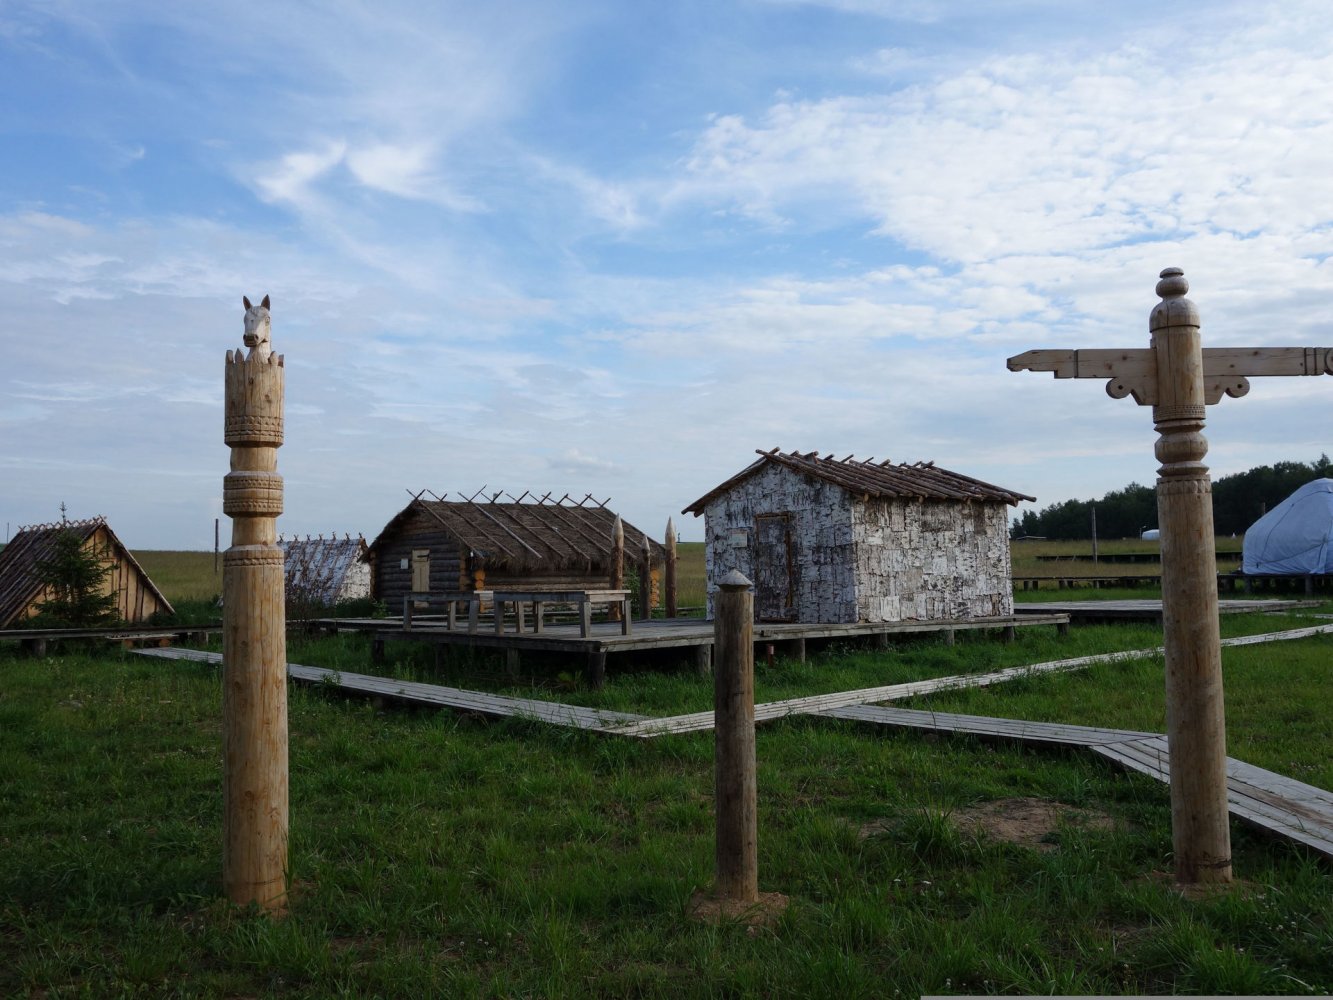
[3,0,1333,549]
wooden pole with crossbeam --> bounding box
[1008,267,1333,886]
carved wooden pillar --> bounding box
[1151,270,1231,884]
[222,295,289,912]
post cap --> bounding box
[718,569,753,589]
[1149,266,1199,332]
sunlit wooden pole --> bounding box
[1008,268,1333,884]
[1150,270,1231,884]
[222,294,289,912]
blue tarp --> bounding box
[1242,479,1333,575]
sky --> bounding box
[3,0,1333,550]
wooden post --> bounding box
[1150,269,1231,885]
[714,570,757,904]
[608,515,624,622]
[1004,267,1333,885]
[639,535,652,620]
[665,516,678,618]
[221,294,288,913]
[586,649,606,689]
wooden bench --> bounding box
[403,591,492,632]
[490,589,632,637]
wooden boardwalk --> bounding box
[136,620,1333,859]
[819,705,1333,857]
[1013,598,1317,623]
[135,648,650,732]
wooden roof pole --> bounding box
[664,516,678,619]
[1009,268,1333,887]
[221,294,288,914]
[608,515,624,622]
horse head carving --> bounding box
[242,295,272,361]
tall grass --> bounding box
[3,641,1332,996]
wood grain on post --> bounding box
[608,515,624,622]
[222,295,289,913]
[639,535,652,620]
[714,569,758,903]
[1151,268,1232,884]
[664,517,678,618]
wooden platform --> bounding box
[819,705,1333,857]
[316,612,1071,687]
[1013,598,1318,623]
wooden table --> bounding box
[491,589,631,637]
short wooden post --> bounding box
[1151,271,1231,885]
[221,294,288,913]
[694,643,713,677]
[586,649,607,689]
[665,517,678,618]
[638,535,652,620]
[714,570,757,904]
[608,515,624,622]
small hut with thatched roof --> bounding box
[367,491,665,611]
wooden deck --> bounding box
[316,611,1071,687]
[1014,598,1318,623]
[819,705,1333,857]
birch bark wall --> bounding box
[701,462,1015,624]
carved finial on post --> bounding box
[222,294,289,913]
[242,295,273,363]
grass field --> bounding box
[134,536,1254,612]
[3,600,1332,995]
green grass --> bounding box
[133,549,223,602]
[3,639,1333,997]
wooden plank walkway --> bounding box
[136,621,1333,858]
[1014,598,1317,623]
[820,704,1333,858]
[134,648,649,732]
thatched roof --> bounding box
[368,493,665,571]
[278,534,369,604]
[683,448,1035,515]
[0,516,173,627]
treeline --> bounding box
[1011,456,1333,539]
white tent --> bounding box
[1242,479,1333,575]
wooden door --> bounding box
[411,549,431,593]
[754,513,794,622]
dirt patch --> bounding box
[687,889,789,930]
[949,796,1118,851]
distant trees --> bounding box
[31,529,120,628]
[1012,455,1333,539]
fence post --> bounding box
[714,569,758,904]
[664,516,678,618]
[221,295,288,914]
